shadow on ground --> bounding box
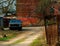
[21,29,32,31]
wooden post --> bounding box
[45,15,58,46]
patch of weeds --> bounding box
[30,35,47,46]
[0,37,9,41]
[0,30,20,41]
[0,34,16,41]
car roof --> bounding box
[9,19,22,24]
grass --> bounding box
[0,37,9,41]
[0,30,21,41]
[30,34,47,46]
[0,34,16,41]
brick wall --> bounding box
[16,0,43,26]
[17,0,38,17]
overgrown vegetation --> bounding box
[0,34,16,41]
[30,33,47,46]
[0,30,21,41]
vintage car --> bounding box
[9,19,22,30]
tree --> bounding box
[0,0,16,15]
[35,0,51,14]
[33,0,52,25]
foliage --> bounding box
[0,37,9,41]
[35,0,51,14]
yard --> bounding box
[0,27,46,46]
[0,30,21,41]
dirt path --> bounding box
[1,31,34,44]
[0,27,45,46]
[12,31,43,46]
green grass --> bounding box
[0,37,9,41]
[30,35,47,46]
[0,34,16,41]
[0,30,20,41]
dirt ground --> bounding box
[0,26,46,46]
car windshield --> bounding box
[10,19,22,24]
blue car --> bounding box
[9,19,22,30]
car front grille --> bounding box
[10,24,19,27]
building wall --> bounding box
[17,0,38,17]
[17,0,39,26]
[16,0,51,26]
